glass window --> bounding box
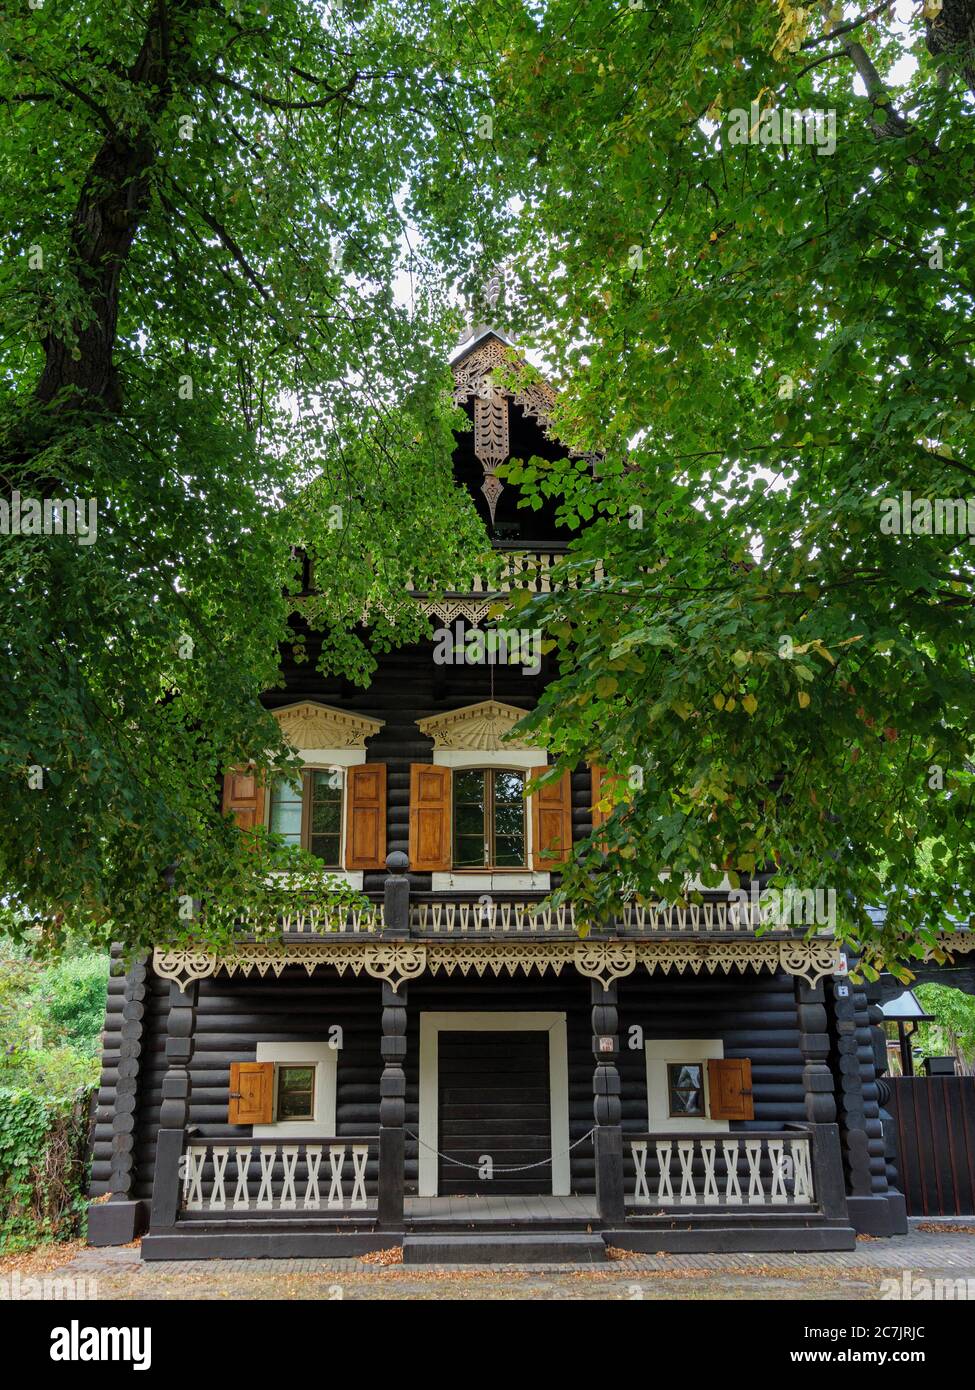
[667,1062,706,1117]
[268,775,303,846]
[452,768,526,869]
[308,770,342,867]
[268,769,344,867]
[276,1064,316,1121]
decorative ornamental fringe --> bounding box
[153,937,847,994]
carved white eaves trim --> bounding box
[272,701,384,751]
[152,937,845,994]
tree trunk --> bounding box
[35,0,202,411]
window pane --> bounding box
[311,799,341,834]
[454,836,485,867]
[310,833,340,867]
[281,1066,313,1089]
[494,770,525,802]
[269,777,302,842]
[667,1062,705,1117]
[453,770,487,867]
[456,802,484,837]
[454,769,485,802]
[277,1065,315,1121]
[494,804,524,837]
[311,769,342,799]
[494,834,525,867]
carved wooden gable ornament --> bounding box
[272,701,384,750]
[416,700,538,751]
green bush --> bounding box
[0,947,107,1248]
[0,1086,95,1252]
[915,983,975,1072]
[37,954,108,1056]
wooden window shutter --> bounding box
[408,763,452,871]
[228,1061,274,1124]
[344,763,387,870]
[707,1058,754,1121]
[222,768,264,834]
[531,766,573,868]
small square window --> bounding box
[276,1064,316,1121]
[667,1061,705,1117]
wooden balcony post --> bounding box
[378,981,407,1227]
[149,979,198,1229]
[378,852,409,1226]
[383,849,410,935]
[591,980,626,1223]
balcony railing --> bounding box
[267,895,804,938]
[628,1130,815,1209]
[405,545,587,600]
[181,1138,376,1214]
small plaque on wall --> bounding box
[598,1036,614,1054]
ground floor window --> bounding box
[645,1038,729,1133]
[275,1064,317,1121]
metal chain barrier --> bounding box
[404,1126,595,1173]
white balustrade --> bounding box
[630,1133,815,1208]
[182,1141,373,1213]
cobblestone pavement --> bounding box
[16,1227,975,1301]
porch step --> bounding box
[403,1232,606,1265]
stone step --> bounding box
[403,1232,607,1265]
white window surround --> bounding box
[645,1038,729,1135]
[265,748,366,890]
[430,749,551,892]
[252,1041,338,1138]
[418,1011,570,1197]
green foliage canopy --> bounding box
[448,0,975,969]
[0,0,494,949]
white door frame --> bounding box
[418,1011,570,1197]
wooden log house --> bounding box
[86,328,920,1262]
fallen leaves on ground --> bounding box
[0,1240,86,1278]
[916,1222,975,1235]
[360,1247,404,1265]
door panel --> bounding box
[438,1031,551,1195]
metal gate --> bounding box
[887,1076,975,1215]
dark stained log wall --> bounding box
[117,965,810,1202]
[851,978,895,1197]
[89,947,131,1196]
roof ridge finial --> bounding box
[456,261,508,348]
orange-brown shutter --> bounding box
[408,764,452,872]
[228,1061,274,1124]
[707,1058,754,1121]
[222,767,264,833]
[345,763,387,870]
[531,766,573,867]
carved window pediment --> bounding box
[272,702,384,751]
[416,700,538,751]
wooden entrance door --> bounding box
[437,1031,552,1195]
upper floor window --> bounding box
[452,768,527,869]
[268,770,343,868]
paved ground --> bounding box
[6,1224,975,1300]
